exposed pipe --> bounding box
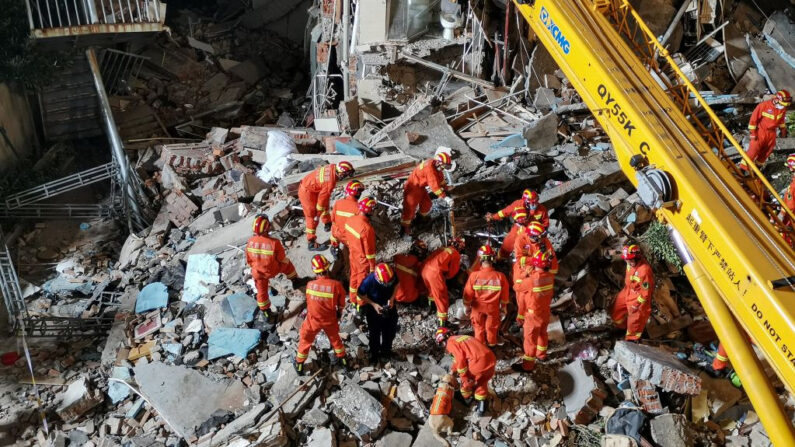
[341,0,351,100]
[659,0,692,47]
[669,226,795,446]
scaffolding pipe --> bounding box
[659,0,692,46]
[341,0,351,100]
[85,48,142,230]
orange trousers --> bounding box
[499,225,519,260]
[401,185,432,228]
[460,363,495,401]
[745,131,777,166]
[296,318,345,363]
[422,268,449,324]
[713,343,729,370]
[611,288,651,341]
[472,310,500,347]
[298,189,331,242]
[522,309,550,370]
[348,262,368,306]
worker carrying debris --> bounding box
[246,215,297,319]
[611,244,655,341]
[298,161,355,250]
[294,254,347,374]
[394,239,429,304]
[463,245,509,347]
[485,189,548,260]
[329,180,365,255]
[740,90,790,171]
[345,197,378,308]
[514,220,558,274]
[357,263,398,364]
[514,250,555,372]
[422,237,465,328]
[400,151,454,236]
[435,329,495,415]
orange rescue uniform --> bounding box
[446,335,496,402]
[394,253,425,303]
[401,159,447,229]
[491,200,549,259]
[246,235,297,310]
[513,229,558,274]
[784,177,795,220]
[344,214,377,305]
[330,196,358,246]
[515,269,554,370]
[421,247,461,324]
[298,164,339,241]
[296,277,347,364]
[744,99,788,167]
[463,266,509,346]
[611,260,655,341]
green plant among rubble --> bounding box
[787,111,795,136]
[640,220,683,273]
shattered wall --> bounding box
[0,82,40,173]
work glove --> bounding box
[485,212,495,222]
[443,197,454,207]
[324,222,332,232]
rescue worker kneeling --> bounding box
[463,245,509,347]
[611,244,655,341]
[514,250,554,372]
[246,215,297,320]
[435,328,496,415]
[294,255,348,374]
[358,263,399,364]
[422,237,465,328]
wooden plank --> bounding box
[279,154,416,195]
[128,341,156,361]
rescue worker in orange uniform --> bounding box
[344,197,378,307]
[422,237,465,327]
[329,180,365,256]
[514,250,555,371]
[298,161,355,250]
[246,215,297,319]
[435,328,496,415]
[611,244,655,341]
[712,343,730,371]
[486,189,549,259]
[295,255,347,374]
[463,245,509,347]
[514,221,558,274]
[401,152,454,236]
[740,90,791,170]
[394,239,429,304]
[779,154,795,225]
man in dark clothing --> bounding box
[357,263,399,363]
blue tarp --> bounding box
[182,254,219,303]
[223,293,257,325]
[42,277,94,296]
[135,282,169,314]
[484,147,517,162]
[207,328,261,360]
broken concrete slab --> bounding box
[307,427,336,447]
[650,413,692,447]
[557,359,607,424]
[613,341,701,395]
[56,377,102,422]
[412,421,447,447]
[135,282,168,314]
[222,293,258,325]
[182,254,220,303]
[523,112,559,152]
[268,362,322,419]
[107,367,132,404]
[189,209,223,233]
[330,380,387,442]
[188,215,257,255]
[556,227,609,280]
[133,362,246,439]
[207,328,261,360]
[204,403,267,446]
[376,431,413,447]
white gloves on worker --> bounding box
[443,197,454,207]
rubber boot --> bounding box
[294,360,305,376]
[476,399,488,415]
[308,241,329,251]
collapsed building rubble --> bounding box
[1,0,794,446]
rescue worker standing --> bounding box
[514,221,558,274]
[463,245,509,347]
[246,215,297,319]
[394,239,429,304]
[330,180,365,255]
[357,263,399,363]
[741,90,791,170]
[401,152,454,236]
[435,328,496,415]
[298,161,356,250]
[514,250,555,371]
[486,189,549,260]
[611,244,655,341]
[422,237,465,328]
[345,197,378,308]
[294,255,347,374]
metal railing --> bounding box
[0,227,27,324]
[4,162,117,209]
[99,49,148,95]
[26,0,161,30]
[0,203,118,220]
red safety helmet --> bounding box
[375,263,395,285]
[451,236,466,251]
[336,161,355,178]
[528,221,546,237]
[252,215,270,235]
[434,327,450,345]
[435,152,452,168]
[622,244,641,260]
[531,250,552,269]
[788,154,795,171]
[358,197,377,215]
[523,189,540,207]
[411,239,429,256]
[345,180,365,199]
[775,90,792,107]
[513,208,529,225]
[477,245,496,260]
[311,254,331,274]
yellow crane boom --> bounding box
[513,0,795,443]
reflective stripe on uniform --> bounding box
[473,285,502,291]
[715,353,729,362]
[345,223,361,239]
[307,289,334,299]
[336,210,355,218]
[532,284,554,292]
[366,254,376,260]
[396,264,417,276]
[762,112,777,119]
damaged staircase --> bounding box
[39,57,104,142]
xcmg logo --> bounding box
[539,6,571,55]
